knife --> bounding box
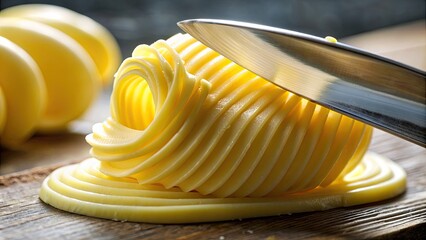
[178,19,426,147]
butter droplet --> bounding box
[325,36,338,43]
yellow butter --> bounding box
[0,86,6,134]
[325,36,338,43]
[39,34,406,223]
[0,4,121,87]
[0,36,45,146]
[0,18,100,132]
[40,153,405,223]
[0,4,121,147]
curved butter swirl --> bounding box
[40,34,406,223]
[40,153,405,223]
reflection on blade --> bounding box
[178,19,426,146]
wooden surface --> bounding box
[1,130,425,240]
[1,21,426,239]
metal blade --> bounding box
[178,19,426,147]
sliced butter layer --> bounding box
[39,34,406,223]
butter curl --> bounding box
[87,35,372,198]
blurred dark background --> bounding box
[1,0,425,58]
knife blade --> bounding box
[178,19,426,147]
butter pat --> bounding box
[39,34,407,223]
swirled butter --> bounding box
[39,34,406,223]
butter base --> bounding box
[39,152,406,223]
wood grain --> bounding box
[1,129,425,240]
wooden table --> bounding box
[1,21,425,239]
